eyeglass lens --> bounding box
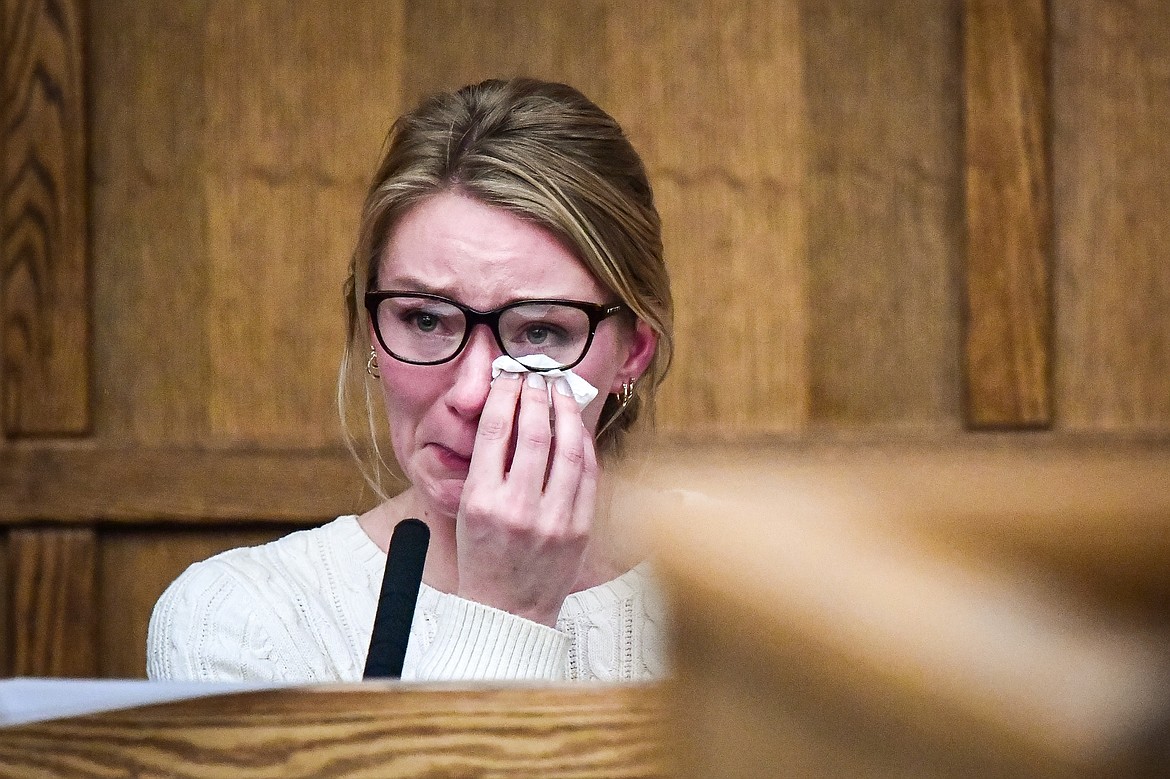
[374,296,595,368]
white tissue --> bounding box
[491,355,599,409]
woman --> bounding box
[148,77,674,682]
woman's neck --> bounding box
[358,488,461,593]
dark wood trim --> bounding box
[9,526,98,676]
[1,0,91,436]
[0,446,371,523]
[962,0,1053,428]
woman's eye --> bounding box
[399,309,445,334]
[522,323,570,346]
[525,325,551,344]
[413,312,439,332]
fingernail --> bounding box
[498,370,521,380]
[554,377,573,397]
[526,372,545,390]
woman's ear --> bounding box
[610,319,658,394]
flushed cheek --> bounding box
[379,369,444,473]
[570,354,622,433]
[579,393,606,432]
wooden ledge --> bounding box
[0,682,668,778]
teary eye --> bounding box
[411,312,440,333]
[524,324,552,344]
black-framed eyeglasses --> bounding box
[365,290,628,371]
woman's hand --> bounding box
[454,370,598,627]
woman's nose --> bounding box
[444,325,501,420]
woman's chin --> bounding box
[419,477,465,519]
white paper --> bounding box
[0,677,290,727]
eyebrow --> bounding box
[371,272,448,294]
[375,279,451,297]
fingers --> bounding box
[569,428,598,536]
[469,370,523,480]
[506,372,554,485]
[472,370,592,516]
[543,377,589,508]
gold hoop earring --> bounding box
[366,349,380,378]
[617,378,635,410]
[597,378,637,440]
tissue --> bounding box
[491,355,599,409]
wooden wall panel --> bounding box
[802,0,963,432]
[88,0,405,448]
[87,0,211,446]
[203,1,403,448]
[963,0,1052,429]
[204,179,360,447]
[1052,0,1170,432]
[1,0,90,436]
[9,527,97,676]
[68,1,1170,452]
[608,1,810,436]
[401,0,611,108]
[99,526,298,678]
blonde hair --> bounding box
[340,78,673,498]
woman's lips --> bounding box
[431,443,472,472]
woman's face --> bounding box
[372,191,655,520]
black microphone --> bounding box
[364,518,430,679]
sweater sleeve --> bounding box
[404,591,569,681]
[146,560,314,683]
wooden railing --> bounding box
[645,444,1170,777]
[0,683,667,778]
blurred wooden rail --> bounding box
[638,445,1170,777]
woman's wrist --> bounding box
[414,593,568,680]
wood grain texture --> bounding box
[1,0,90,436]
[204,178,361,447]
[802,0,964,432]
[0,684,668,778]
[963,0,1052,428]
[203,0,402,448]
[1051,0,1170,433]
[87,0,211,445]
[98,526,298,677]
[8,526,97,676]
[607,0,810,436]
[0,446,369,522]
[401,0,611,108]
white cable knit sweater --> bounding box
[147,516,668,682]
